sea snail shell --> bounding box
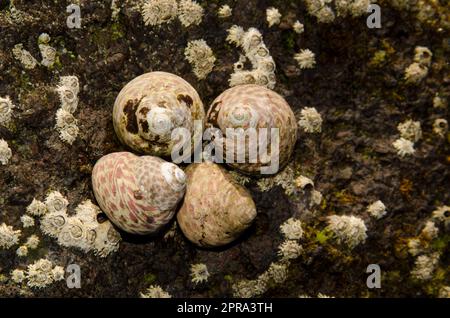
[113,72,205,158]
[177,162,257,247]
[92,152,186,235]
[206,84,298,175]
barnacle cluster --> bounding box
[140,285,172,298]
[141,0,203,28]
[227,26,276,89]
[39,192,121,257]
[0,223,21,249]
[411,252,440,281]
[20,215,35,228]
[38,33,56,68]
[25,258,64,288]
[280,218,304,241]
[55,76,80,145]
[0,139,12,165]
[404,46,432,84]
[326,215,367,249]
[190,263,210,285]
[393,119,422,157]
[304,0,371,23]
[26,198,48,217]
[184,40,216,80]
[0,96,14,126]
[12,44,38,70]
[218,4,232,18]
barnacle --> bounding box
[294,49,316,69]
[392,138,415,157]
[407,238,424,256]
[397,119,422,142]
[293,21,304,34]
[26,198,47,217]
[92,221,121,258]
[190,263,210,285]
[26,259,54,288]
[326,215,367,249]
[0,223,21,249]
[56,85,79,114]
[38,33,50,44]
[25,235,40,249]
[40,211,68,238]
[266,7,281,27]
[52,266,65,281]
[433,95,447,109]
[420,221,438,240]
[432,119,448,138]
[232,277,267,298]
[0,96,14,125]
[39,44,56,68]
[178,0,204,27]
[280,218,304,240]
[367,200,387,219]
[404,62,428,83]
[266,262,288,284]
[335,0,371,17]
[140,285,172,298]
[11,269,26,283]
[45,191,69,214]
[413,46,432,67]
[298,107,322,133]
[218,5,232,18]
[432,205,450,226]
[57,217,93,252]
[226,25,245,46]
[411,253,440,281]
[184,39,216,80]
[295,175,314,189]
[0,139,12,165]
[16,245,28,257]
[256,163,296,195]
[141,0,178,26]
[278,240,303,260]
[20,215,35,228]
[59,123,79,145]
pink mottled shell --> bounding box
[113,72,205,157]
[177,163,257,247]
[92,152,186,235]
[206,84,298,175]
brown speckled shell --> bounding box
[177,163,257,247]
[113,72,205,158]
[92,152,186,235]
[206,84,297,175]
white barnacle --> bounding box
[0,139,12,165]
[278,240,303,260]
[16,245,28,257]
[293,20,304,34]
[59,123,79,145]
[0,223,21,249]
[39,44,56,68]
[414,46,432,67]
[404,62,428,83]
[178,0,204,27]
[266,7,282,27]
[392,138,415,157]
[12,44,38,69]
[57,217,93,252]
[26,198,47,217]
[421,221,438,240]
[59,76,80,95]
[326,215,367,249]
[56,85,79,113]
[367,200,387,219]
[26,258,54,288]
[432,205,449,227]
[295,49,316,69]
[266,262,288,284]
[432,119,448,138]
[140,285,172,298]
[93,221,121,258]
[294,175,314,189]
[397,119,422,142]
[55,108,77,131]
[298,107,322,133]
[232,278,267,298]
[25,235,40,249]
[411,253,440,281]
[226,25,245,46]
[45,191,69,214]
[40,211,68,238]
[184,39,216,80]
[20,215,35,228]
[38,33,51,44]
[280,218,304,240]
[190,263,210,285]
[11,269,26,283]
[141,0,178,26]
[218,4,232,18]
[52,266,65,281]
[0,96,14,125]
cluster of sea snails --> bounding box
[92,71,298,247]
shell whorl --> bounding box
[113,72,205,157]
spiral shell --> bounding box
[113,72,205,158]
[177,162,257,247]
[206,84,297,175]
[92,152,186,235]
